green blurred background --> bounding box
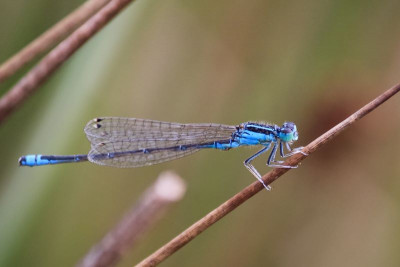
[1,0,400,266]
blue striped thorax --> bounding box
[235,122,278,145]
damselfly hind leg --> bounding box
[244,146,271,191]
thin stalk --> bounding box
[0,0,136,123]
[77,171,186,267]
[0,0,111,82]
[136,83,400,267]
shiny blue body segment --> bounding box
[20,154,88,166]
[19,118,306,190]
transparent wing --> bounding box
[88,141,200,167]
[84,117,237,168]
[84,117,236,146]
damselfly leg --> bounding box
[266,142,299,168]
[281,142,308,158]
[244,145,272,190]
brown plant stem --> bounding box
[0,0,135,124]
[0,0,111,82]
[76,171,186,267]
[136,83,400,267]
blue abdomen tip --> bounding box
[19,155,41,167]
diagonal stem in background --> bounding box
[0,0,136,124]
[135,83,400,266]
[77,172,186,267]
[0,0,111,83]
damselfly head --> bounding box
[278,122,299,142]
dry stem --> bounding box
[77,172,186,267]
[0,0,111,82]
[136,83,400,267]
[0,0,135,123]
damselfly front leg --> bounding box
[280,142,308,158]
[267,142,298,168]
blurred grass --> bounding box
[1,0,400,266]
